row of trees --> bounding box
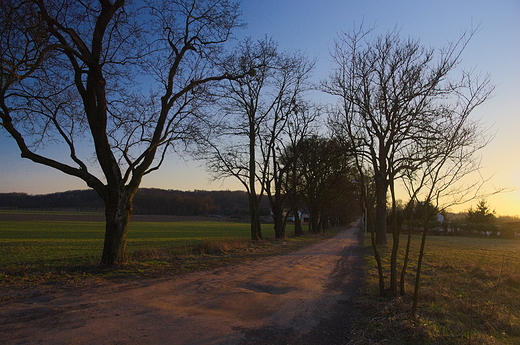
[1,0,492,304]
[195,36,360,239]
[0,0,357,265]
[322,26,493,313]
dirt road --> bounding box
[0,224,363,345]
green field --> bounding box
[0,215,276,270]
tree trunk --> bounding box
[320,216,329,232]
[99,186,137,266]
[248,117,262,241]
[374,177,388,245]
[309,205,321,234]
[290,160,303,237]
[294,210,303,236]
[400,224,413,296]
[371,225,386,297]
[272,197,285,239]
[389,183,399,296]
[249,193,263,241]
[411,222,429,317]
[267,176,285,239]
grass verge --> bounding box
[348,235,520,345]
[0,217,341,289]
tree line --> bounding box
[0,189,270,217]
[1,0,494,319]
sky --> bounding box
[1,0,519,216]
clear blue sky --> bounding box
[1,0,519,215]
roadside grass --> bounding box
[0,216,336,286]
[350,235,520,344]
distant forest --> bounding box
[0,189,270,217]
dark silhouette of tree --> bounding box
[466,199,496,225]
[399,110,494,315]
[277,104,321,236]
[266,101,320,239]
[199,37,315,240]
[323,26,492,247]
[0,0,250,266]
[281,136,356,234]
[324,26,493,298]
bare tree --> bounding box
[282,136,356,234]
[0,0,249,266]
[324,26,493,295]
[276,102,320,237]
[398,103,494,315]
[262,82,316,238]
[199,37,314,240]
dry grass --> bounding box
[348,235,520,344]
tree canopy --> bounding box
[323,27,493,245]
[0,0,247,265]
[466,199,496,225]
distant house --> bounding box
[283,210,310,225]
